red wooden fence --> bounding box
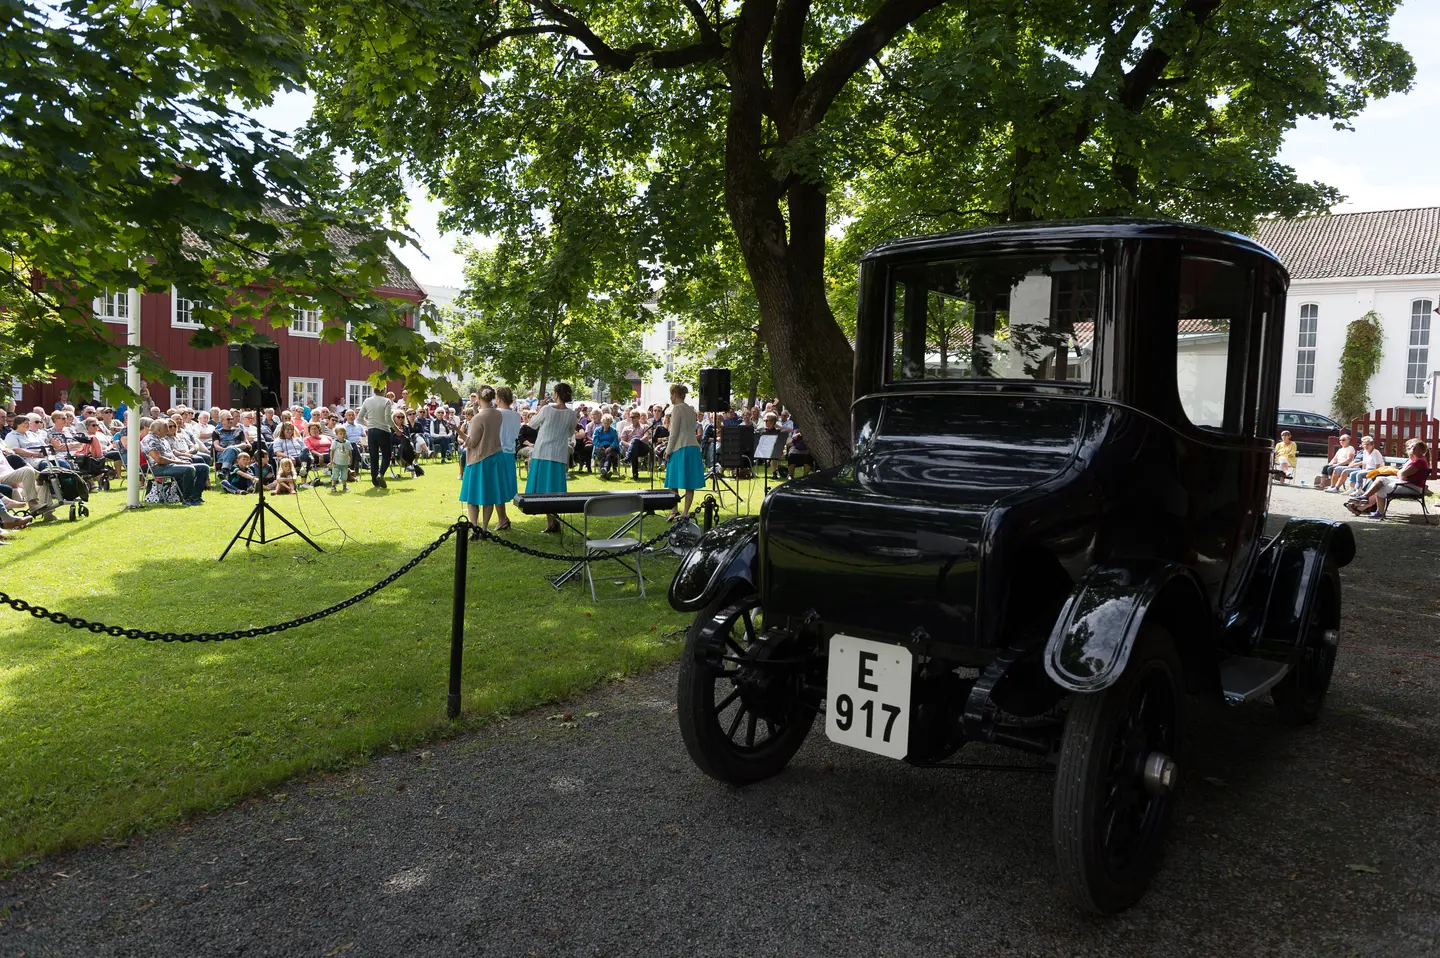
[1327,408,1439,479]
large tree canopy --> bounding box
[0,0,458,404]
[309,0,1412,466]
[453,212,656,401]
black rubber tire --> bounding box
[1272,576,1338,727]
[676,590,816,785]
[1053,625,1184,914]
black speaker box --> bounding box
[719,423,754,469]
[698,367,731,413]
[227,342,281,409]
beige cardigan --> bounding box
[463,407,503,465]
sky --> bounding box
[251,0,1440,292]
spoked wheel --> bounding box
[1272,576,1338,726]
[1054,625,1183,914]
[676,590,817,784]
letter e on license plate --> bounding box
[826,635,911,760]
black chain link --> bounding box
[0,522,464,643]
[0,517,688,644]
[471,524,676,562]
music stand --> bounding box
[754,430,789,495]
[219,402,323,561]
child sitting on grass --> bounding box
[329,425,353,493]
[272,456,298,495]
[223,452,258,494]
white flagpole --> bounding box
[125,287,142,509]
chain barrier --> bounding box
[0,522,464,643]
[471,523,676,562]
[0,516,690,645]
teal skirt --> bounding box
[525,457,568,495]
[665,445,705,490]
[460,451,511,506]
[496,452,518,502]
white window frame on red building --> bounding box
[171,371,212,410]
[171,287,204,328]
[290,303,322,338]
[289,377,323,409]
[345,380,370,411]
[92,289,129,324]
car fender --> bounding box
[668,517,760,613]
[1238,518,1352,661]
[1043,563,1208,693]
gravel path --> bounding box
[3,478,1438,957]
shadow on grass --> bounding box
[0,508,689,868]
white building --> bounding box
[1253,208,1437,416]
[634,308,681,407]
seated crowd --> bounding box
[0,385,808,540]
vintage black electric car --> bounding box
[668,219,1354,913]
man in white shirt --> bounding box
[356,387,395,488]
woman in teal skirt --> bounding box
[664,383,704,519]
[459,388,511,535]
[525,382,577,533]
[495,385,521,504]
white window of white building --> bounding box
[1295,303,1318,394]
[171,288,203,328]
[92,289,128,323]
[10,376,23,403]
[291,303,322,337]
[289,377,323,408]
[1407,299,1432,395]
[345,380,370,410]
[171,371,212,410]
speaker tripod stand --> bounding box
[218,406,324,561]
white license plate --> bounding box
[825,635,912,760]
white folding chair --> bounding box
[582,493,645,602]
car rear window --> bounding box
[888,251,1101,385]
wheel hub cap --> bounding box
[1142,751,1178,795]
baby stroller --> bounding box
[39,467,91,521]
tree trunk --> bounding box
[723,11,855,468]
[536,344,552,402]
[748,330,762,407]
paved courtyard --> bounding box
[2,479,1437,957]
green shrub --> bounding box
[1331,310,1384,426]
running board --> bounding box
[1219,656,1291,705]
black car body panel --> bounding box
[668,517,760,612]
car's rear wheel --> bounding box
[677,590,817,785]
[1053,625,1183,914]
[1272,577,1338,726]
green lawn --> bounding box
[0,462,766,869]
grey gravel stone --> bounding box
[2,480,1437,957]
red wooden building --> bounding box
[15,255,426,415]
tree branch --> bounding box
[770,0,811,128]
[1118,0,1221,112]
[789,0,949,134]
[679,0,722,45]
[525,0,726,71]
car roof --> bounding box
[861,217,1286,280]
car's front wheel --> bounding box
[1053,625,1184,914]
[676,590,817,785]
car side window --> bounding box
[1175,256,1250,433]
[1301,414,1329,428]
